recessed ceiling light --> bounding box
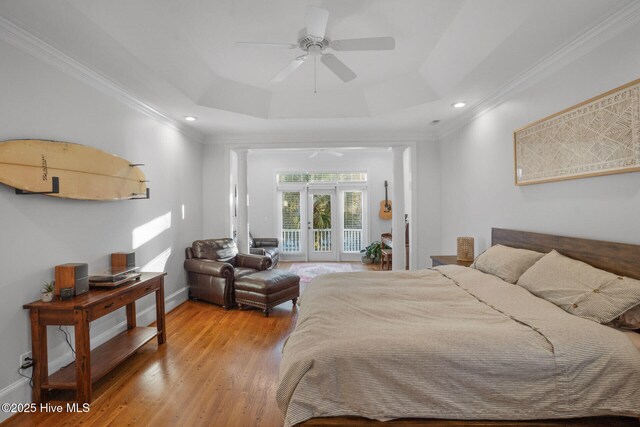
[184,116,197,121]
[452,102,466,108]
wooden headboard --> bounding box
[492,228,640,280]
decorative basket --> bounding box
[457,237,475,262]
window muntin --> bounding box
[277,172,366,184]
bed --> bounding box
[277,228,640,426]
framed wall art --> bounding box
[514,78,640,185]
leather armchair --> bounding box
[184,238,271,309]
[249,236,280,269]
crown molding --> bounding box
[228,141,418,152]
[0,15,204,143]
[207,129,438,146]
[438,0,640,138]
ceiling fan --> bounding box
[235,6,396,91]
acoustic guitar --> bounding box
[379,180,392,220]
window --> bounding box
[277,172,366,184]
[281,192,301,252]
[343,191,363,252]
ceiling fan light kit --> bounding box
[235,6,396,92]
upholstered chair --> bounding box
[184,238,271,309]
[249,235,280,269]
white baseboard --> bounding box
[0,286,188,423]
[0,377,32,422]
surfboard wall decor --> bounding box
[0,139,148,201]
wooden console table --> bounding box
[23,272,167,403]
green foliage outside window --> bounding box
[282,192,300,229]
[312,195,331,229]
[343,191,362,229]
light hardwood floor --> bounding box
[2,262,376,427]
[5,298,295,426]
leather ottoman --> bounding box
[234,270,300,317]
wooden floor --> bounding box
[2,262,376,427]
[4,299,296,427]
[3,262,638,427]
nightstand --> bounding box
[430,255,473,267]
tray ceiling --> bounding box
[0,0,631,136]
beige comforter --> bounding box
[277,266,640,426]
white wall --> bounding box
[0,39,203,418]
[438,23,640,255]
[246,150,394,250]
[415,140,441,268]
[202,144,229,238]
[403,147,412,220]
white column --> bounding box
[236,149,250,254]
[391,146,406,270]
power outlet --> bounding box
[19,351,32,370]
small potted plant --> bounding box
[360,241,382,264]
[41,281,55,302]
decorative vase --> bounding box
[41,291,53,302]
[457,237,475,262]
[361,256,373,265]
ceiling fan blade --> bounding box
[235,41,298,49]
[320,54,356,82]
[271,55,308,83]
[330,36,396,51]
[305,6,329,40]
[309,150,343,158]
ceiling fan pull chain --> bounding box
[314,55,317,94]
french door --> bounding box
[307,189,337,261]
[278,186,366,261]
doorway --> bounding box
[277,172,368,262]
